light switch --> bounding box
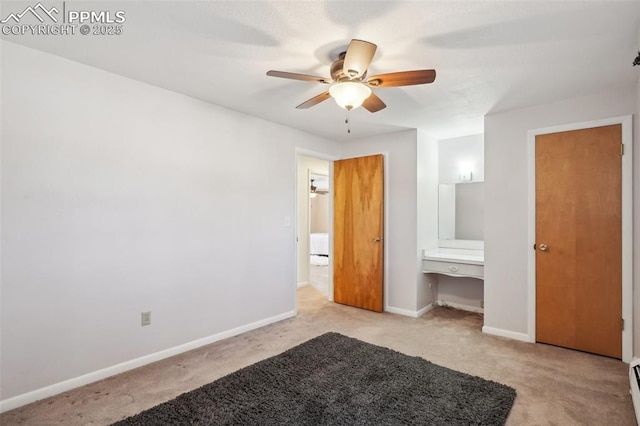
[460,171,472,182]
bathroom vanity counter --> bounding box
[422,248,484,279]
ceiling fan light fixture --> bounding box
[310,179,318,198]
[329,81,371,110]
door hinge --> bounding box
[621,144,624,156]
[622,318,625,330]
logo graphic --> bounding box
[1,2,59,24]
[1,2,126,36]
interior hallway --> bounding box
[1,286,634,425]
[308,264,329,297]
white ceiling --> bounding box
[3,1,640,142]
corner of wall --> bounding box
[416,130,439,309]
[633,74,640,357]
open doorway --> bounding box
[296,155,330,300]
[309,172,329,296]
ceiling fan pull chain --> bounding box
[345,110,351,134]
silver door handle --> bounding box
[539,244,548,251]
[373,237,383,242]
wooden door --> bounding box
[333,154,384,312]
[535,124,622,358]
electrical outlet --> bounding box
[141,311,151,326]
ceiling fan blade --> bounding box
[366,70,436,87]
[362,92,386,113]
[343,39,377,79]
[296,91,332,109]
[266,70,331,84]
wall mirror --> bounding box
[438,182,484,241]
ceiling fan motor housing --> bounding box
[330,57,346,81]
[330,54,366,82]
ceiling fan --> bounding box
[310,179,328,197]
[266,39,436,113]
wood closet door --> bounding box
[535,124,622,358]
[333,154,384,312]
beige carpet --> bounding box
[1,286,635,425]
[308,263,329,297]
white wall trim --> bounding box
[386,303,434,318]
[327,160,335,302]
[482,326,531,342]
[387,301,486,318]
[416,303,435,317]
[294,148,339,309]
[373,152,390,314]
[0,311,295,413]
[526,115,633,361]
[295,148,338,163]
[437,300,484,314]
[297,281,309,288]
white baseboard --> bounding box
[416,303,434,317]
[385,305,418,317]
[0,310,296,413]
[437,300,484,314]
[482,326,531,342]
[297,281,309,288]
[385,303,434,318]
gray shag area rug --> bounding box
[113,332,516,425]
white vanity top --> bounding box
[422,248,484,266]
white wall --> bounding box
[310,194,329,233]
[340,130,422,313]
[0,42,340,404]
[416,131,439,311]
[438,134,484,184]
[484,85,638,346]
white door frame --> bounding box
[526,115,633,362]
[294,149,338,313]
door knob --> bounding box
[539,244,548,251]
[373,237,383,242]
